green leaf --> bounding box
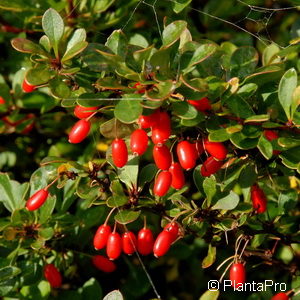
[193,165,204,194]
[292,85,300,120]
[257,135,273,160]
[209,129,231,142]
[199,290,219,300]
[49,77,71,99]
[162,20,187,47]
[262,43,280,66]
[114,94,142,124]
[203,177,216,207]
[230,132,258,150]
[172,101,198,119]
[182,43,217,74]
[25,66,54,86]
[0,174,28,212]
[66,28,86,51]
[138,164,157,188]
[81,278,102,300]
[117,155,139,188]
[211,191,239,210]
[11,38,48,57]
[172,0,192,13]
[61,41,88,63]
[100,118,135,139]
[114,210,141,225]
[146,80,174,101]
[133,44,154,65]
[107,196,128,208]
[93,0,115,13]
[130,34,149,48]
[39,35,51,52]
[278,68,297,120]
[244,114,269,123]
[202,244,216,268]
[39,194,56,224]
[278,137,300,149]
[230,46,258,78]
[224,95,254,119]
[0,266,21,283]
[42,8,64,58]
[106,30,128,58]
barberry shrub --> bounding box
[0,1,300,300]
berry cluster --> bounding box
[93,221,179,263]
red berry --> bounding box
[106,231,122,260]
[0,96,5,104]
[203,138,227,160]
[44,264,62,288]
[112,138,128,168]
[22,79,36,93]
[122,231,137,255]
[169,162,185,189]
[187,97,211,112]
[177,141,197,170]
[74,105,98,119]
[229,263,246,288]
[93,224,111,250]
[138,110,160,129]
[151,111,171,144]
[153,230,173,257]
[153,144,172,170]
[153,171,172,197]
[130,129,148,155]
[26,189,49,211]
[264,130,279,141]
[201,156,223,177]
[271,292,289,300]
[137,228,154,255]
[92,255,116,273]
[68,119,91,143]
[251,184,267,214]
[163,222,179,243]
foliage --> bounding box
[0,1,300,299]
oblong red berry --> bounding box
[122,231,137,255]
[153,144,172,170]
[138,110,160,129]
[151,111,171,144]
[271,292,289,300]
[68,119,91,143]
[130,129,148,155]
[169,162,185,189]
[251,184,267,214]
[264,130,279,141]
[93,224,111,250]
[44,264,62,288]
[177,141,197,170]
[26,189,49,211]
[74,105,98,119]
[106,232,122,260]
[201,156,223,177]
[92,255,116,273]
[153,230,173,257]
[229,263,246,288]
[163,222,179,243]
[112,138,128,168]
[187,97,211,112]
[137,228,154,255]
[153,171,172,197]
[22,79,36,93]
[203,139,227,160]
[0,96,5,104]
